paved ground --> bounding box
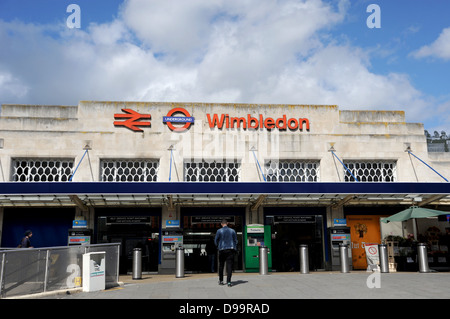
[8,271,448,317]
[36,270,450,300]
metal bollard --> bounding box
[339,243,350,273]
[132,248,142,280]
[259,246,269,275]
[378,244,389,273]
[417,243,430,273]
[299,245,309,274]
[175,247,185,278]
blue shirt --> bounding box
[215,226,238,251]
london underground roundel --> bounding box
[163,108,195,132]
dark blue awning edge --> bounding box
[0,182,448,196]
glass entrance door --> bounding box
[96,211,160,274]
[266,214,325,271]
[181,211,244,273]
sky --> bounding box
[0,0,449,134]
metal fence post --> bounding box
[43,249,50,292]
[116,244,121,284]
[299,245,309,274]
[0,253,5,298]
[259,246,269,275]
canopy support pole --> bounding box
[329,150,359,182]
[0,159,4,181]
[168,146,174,181]
[251,147,266,182]
[407,150,448,182]
[86,149,94,181]
[69,149,88,182]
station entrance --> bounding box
[181,207,244,273]
[265,209,326,272]
[96,208,161,274]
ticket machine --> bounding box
[68,228,92,246]
[159,228,183,274]
[329,226,352,271]
[244,224,272,272]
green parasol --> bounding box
[381,206,449,240]
[381,206,449,223]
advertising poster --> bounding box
[347,215,385,270]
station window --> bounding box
[265,160,320,182]
[343,160,396,182]
[184,159,241,182]
[11,158,74,182]
[100,159,159,182]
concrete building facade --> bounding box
[0,101,449,273]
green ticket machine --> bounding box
[244,224,272,272]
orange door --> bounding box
[347,215,385,270]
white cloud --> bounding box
[121,0,347,62]
[0,0,443,128]
[412,27,450,60]
[121,0,221,59]
[241,44,430,122]
[425,100,450,133]
[0,71,29,100]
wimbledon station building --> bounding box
[0,101,449,273]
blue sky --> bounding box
[335,1,449,98]
[0,0,123,25]
[0,0,449,133]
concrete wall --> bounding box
[0,101,447,183]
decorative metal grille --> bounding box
[12,159,74,182]
[184,160,240,182]
[343,160,396,182]
[100,159,159,182]
[265,160,320,182]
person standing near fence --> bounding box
[205,236,216,273]
[214,219,237,287]
[20,230,33,248]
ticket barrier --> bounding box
[159,228,183,274]
[329,227,352,271]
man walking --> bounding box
[215,219,238,287]
[20,230,33,248]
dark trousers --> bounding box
[218,249,235,283]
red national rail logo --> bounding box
[114,109,151,132]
